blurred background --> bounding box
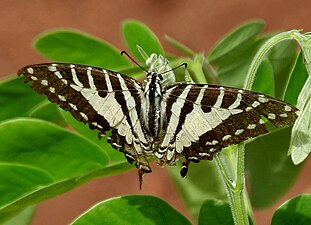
[1,0,310,224]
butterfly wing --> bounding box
[158,84,298,175]
[18,64,299,179]
[18,63,152,174]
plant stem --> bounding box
[185,29,311,225]
[245,30,305,90]
[191,54,208,84]
[209,30,311,225]
[215,144,249,225]
[202,58,220,84]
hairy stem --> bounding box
[212,31,306,225]
[215,144,249,225]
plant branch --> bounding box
[209,33,307,225]
[215,144,250,225]
[244,30,306,90]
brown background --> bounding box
[1,1,310,225]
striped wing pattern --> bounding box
[158,84,298,175]
[18,63,299,180]
[19,63,153,174]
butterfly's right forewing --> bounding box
[18,64,151,163]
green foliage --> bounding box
[288,51,311,164]
[208,20,264,64]
[198,199,234,225]
[267,40,296,98]
[245,127,303,208]
[208,20,266,87]
[71,195,191,225]
[0,77,46,121]
[284,52,308,105]
[252,59,274,96]
[271,194,311,225]
[168,161,226,219]
[0,119,131,223]
[3,206,36,225]
[35,29,130,70]
[122,20,164,63]
[0,19,310,224]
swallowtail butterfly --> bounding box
[18,58,298,184]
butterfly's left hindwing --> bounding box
[158,84,298,167]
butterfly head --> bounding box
[145,72,163,96]
[147,72,163,82]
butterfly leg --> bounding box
[108,130,152,172]
[180,157,202,177]
[180,160,190,177]
[108,129,152,188]
[97,131,106,140]
[179,156,200,177]
[123,144,152,189]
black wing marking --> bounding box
[18,63,153,180]
[158,84,298,173]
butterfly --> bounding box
[18,58,298,186]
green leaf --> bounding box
[217,37,267,88]
[35,29,130,70]
[252,59,275,96]
[168,161,226,219]
[71,195,191,225]
[3,206,36,225]
[198,199,234,225]
[122,20,164,63]
[0,163,53,206]
[289,74,311,165]
[0,77,46,121]
[165,35,196,57]
[0,119,133,223]
[208,20,264,65]
[0,118,132,222]
[0,118,108,179]
[284,52,308,105]
[267,39,296,99]
[61,110,127,163]
[245,127,303,208]
[29,101,67,126]
[0,161,132,223]
[271,194,311,225]
[217,58,252,87]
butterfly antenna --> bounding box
[121,51,149,73]
[162,63,187,74]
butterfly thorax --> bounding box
[141,72,164,138]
